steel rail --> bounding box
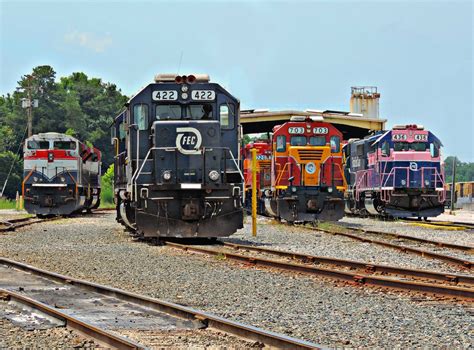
[0,258,321,350]
[0,217,52,232]
[402,218,474,230]
[164,242,474,299]
[0,288,144,350]
[0,210,109,233]
[310,227,473,269]
[221,242,474,285]
[339,226,474,252]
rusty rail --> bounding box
[0,258,321,349]
[336,225,473,252]
[0,217,54,232]
[164,242,474,299]
[311,227,473,269]
[0,288,143,350]
[221,242,474,285]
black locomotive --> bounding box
[112,74,243,238]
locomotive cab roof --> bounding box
[154,74,210,83]
[290,115,324,122]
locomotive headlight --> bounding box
[181,85,189,92]
[425,180,430,186]
[328,187,333,193]
[33,177,38,182]
[209,170,220,181]
[306,162,316,175]
[181,92,188,99]
[291,186,297,193]
[60,177,66,182]
[162,170,172,181]
[401,179,407,185]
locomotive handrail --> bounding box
[380,166,445,190]
[131,146,243,202]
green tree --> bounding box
[444,156,474,183]
[0,151,23,198]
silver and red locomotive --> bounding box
[112,74,243,238]
[23,132,101,216]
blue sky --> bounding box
[1,0,472,161]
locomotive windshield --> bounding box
[290,136,307,146]
[394,142,427,152]
[156,104,181,120]
[27,140,49,149]
[155,103,213,120]
[54,141,76,150]
[309,136,326,146]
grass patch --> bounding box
[215,252,227,261]
[316,221,347,233]
[99,201,115,209]
[0,198,17,210]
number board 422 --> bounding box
[191,90,216,101]
[152,90,178,101]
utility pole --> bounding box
[21,75,38,137]
[450,157,456,213]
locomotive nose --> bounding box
[152,120,222,184]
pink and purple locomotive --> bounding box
[343,125,446,219]
[23,132,101,216]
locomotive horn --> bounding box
[175,75,183,83]
[187,75,196,84]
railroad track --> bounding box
[0,216,54,232]
[401,218,474,231]
[163,241,474,300]
[307,225,473,269]
[0,209,113,233]
[0,257,320,349]
[335,225,474,252]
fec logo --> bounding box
[409,162,418,171]
[176,127,202,154]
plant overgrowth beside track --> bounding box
[0,198,16,210]
[100,164,114,208]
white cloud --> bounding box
[64,31,112,53]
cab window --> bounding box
[309,136,326,146]
[220,103,235,129]
[330,136,340,153]
[430,143,439,157]
[185,103,213,120]
[156,105,182,120]
[290,136,307,146]
[276,135,286,152]
[381,141,390,156]
[27,140,49,149]
[119,122,126,140]
[54,141,76,150]
[134,104,148,130]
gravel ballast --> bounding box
[0,213,472,348]
[0,301,99,349]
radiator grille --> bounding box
[259,160,271,169]
[298,150,324,161]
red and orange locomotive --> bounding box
[244,116,347,223]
